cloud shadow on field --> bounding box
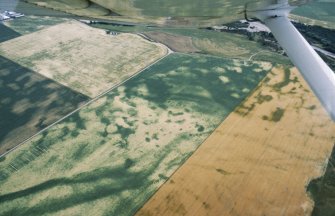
[119,54,266,115]
[0,24,21,42]
[0,55,89,154]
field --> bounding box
[0,21,167,97]
[291,2,335,24]
[160,28,291,65]
[0,53,271,216]
[0,24,20,43]
[90,23,291,65]
[142,32,199,53]
[3,16,68,35]
[137,66,335,216]
[308,146,335,216]
[0,56,88,155]
[289,14,335,30]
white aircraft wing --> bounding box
[247,0,335,121]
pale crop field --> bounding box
[0,53,271,216]
[0,21,167,98]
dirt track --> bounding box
[136,66,335,216]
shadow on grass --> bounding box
[0,24,21,42]
[0,56,89,154]
[0,166,149,216]
[119,54,266,115]
[0,166,138,202]
[0,134,187,216]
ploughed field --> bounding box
[0,53,271,216]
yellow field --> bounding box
[0,21,167,97]
[136,66,335,216]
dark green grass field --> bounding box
[292,2,335,24]
[308,144,335,216]
[0,53,271,215]
[3,16,68,35]
[0,24,21,42]
[0,55,89,154]
[90,23,291,65]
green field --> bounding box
[160,28,290,64]
[0,24,21,43]
[0,55,89,155]
[0,53,271,215]
[3,16,68,35]
[292,2,335,24]
[308,145,335,216]
[90,23,291,64]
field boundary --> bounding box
[0,50,171,159]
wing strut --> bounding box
[247,1,335,121]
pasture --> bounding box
[0,53,271,216]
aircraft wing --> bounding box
[247,0,335,121]
[0,0,328,26]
